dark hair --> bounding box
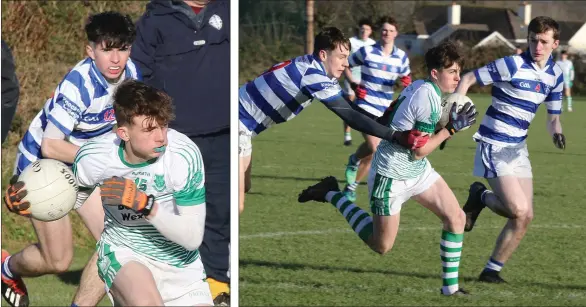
[561,50,568,55]
[358,18,373,28]
[527,16,560,40]
[313,27,350,56]
[113,80,175,128]
[425,40,464,73]
[85,11,136,48]
[378,16,399,32]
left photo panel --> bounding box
[1,1,231,306]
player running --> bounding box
[556,50,574,112]
[456,16,565,283]
[299,41,477,296]
[239,26,428,215]
[341,18,376,146]
[342,16,412,202]
[2,12,141,307]
[72,79,212,306]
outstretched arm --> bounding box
[455,72,478,96]
[322,94,396,142]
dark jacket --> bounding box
[1,40,19,144]
[131,0,230,136]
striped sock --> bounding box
[440,230,464,295]
[326,191,373,243]
[346,182,359,192]
[349,154,360,166]
[344,132,352,141]
[2,255,14,279]
[567,96,573,109]
[483,257,503,273]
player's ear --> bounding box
[430,68,439,82]
[86,44,95,60]
[318,49,328,62]
[116,126,130,142]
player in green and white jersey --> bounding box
[72,80,212,306]
[299,41,478,296]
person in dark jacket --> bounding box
[131,1,230,304]
[2,40,20,144]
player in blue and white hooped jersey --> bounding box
[556,50,574,111]
[455,16,566,284]
[341,18,376,146]
[343,16,412,203]
[2,12,140,307]
[239,27,429,215]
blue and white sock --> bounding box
[483,257,503,273]
[2,255,14,279]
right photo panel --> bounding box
[239,0,585,306]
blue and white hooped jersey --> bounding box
[349,44,410,117]
[473,50,563,148]
[15,57,141,174]
[239,54,342,136]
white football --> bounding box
[18,159,78,222]
[437,93,475,130]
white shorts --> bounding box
[239,121,252,158]
[367,162,440,216]
[97,242,213,306]
[473,141,532,179]
[342,79,355,96]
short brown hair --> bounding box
[113,80,175,128]
[378,16,399,32]
[313,27,350,56]
[425,40,464,73]
[528,16,560,40]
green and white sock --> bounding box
[567,96,573,109]
[344,132,352,142]
[440,230,464,295]
[326,191,373,243]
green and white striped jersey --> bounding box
[73,129,205,268]
[372,79,442,180]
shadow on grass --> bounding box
[240,259,586,291]
[57,269,82,286]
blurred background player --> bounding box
[299,40,477,296]
[343,16,412,202]
[131,1,231,303]
[2,12,140,307]
[341,18,376,146]
[556,50,574,111]
[239,26,428,215]
[74,80,212,306]
[1,40,20,145]
[456,16,565,284]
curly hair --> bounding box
[313,27,351,56]
[113,80,175,129]
[425,40,464,72]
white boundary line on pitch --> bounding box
[240,224,583,239]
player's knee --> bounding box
[509,203,531,221]
[39,243,73,273]
[45,253,73,273]
[443,208,466,231]
[370,239,394,255]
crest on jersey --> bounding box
[535,84,541,93]
[153,174,166,192]
[209,14,222,30]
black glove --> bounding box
[445,102,477,135]
[553,133,565,150]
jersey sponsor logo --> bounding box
[153,174,166,192]
[321,82,335,90]
[60,96,82,121]
[519,81,531,89]
[103,109,115,121]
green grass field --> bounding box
[239,94,586,306]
